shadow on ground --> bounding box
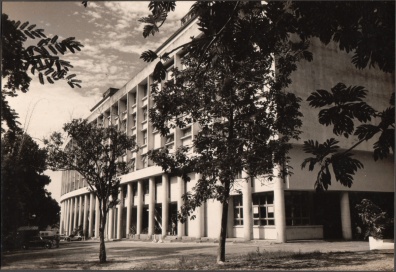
[224,251,393,270]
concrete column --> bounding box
[117,189,124,239]
[148,177,156,236]
[68,198,74,235]
[162,174,169,237]
[73,197,78,230]
[78,195,83,227]
[61,201,65,234]
[194,173,204,239]
[137,180,143,235]
[68,199,73,235]
[177,176,185,237]
[108,197,114,239]
[83,194,88,237]
[88,193,94,237]
[94,196,100,238]
[126,183,133,236]
[340,192,352,240]
[242,174,253,241]
[65,199,70,235]
[59,201,64,235]
[274,168,286,243]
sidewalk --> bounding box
[89,237,373,254]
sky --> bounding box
[2,1,194,203]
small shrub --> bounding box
[356,199,394,239]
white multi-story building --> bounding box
[59,11,394,242]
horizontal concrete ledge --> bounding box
[369,236,394,250]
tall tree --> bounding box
[1,131,60,240]
[139,1,394,190]
[144,1,308,263]
[138,0,394,260]
[1,13,83,135]
[44,119,136,263]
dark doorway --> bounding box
[154,204,162,234]
[313,192,342,240]
[131,207,137,234]
[169,202,178,235]
[142,205,149,233]
[122,207,127,238]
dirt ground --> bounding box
[1,239,394,270]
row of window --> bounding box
[233,192,312,227]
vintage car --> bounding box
[65,234,83,241]
[21,236,52,249]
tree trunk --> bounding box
[99,204,107,263]
[217,179,231,263]
[99,226,106,263]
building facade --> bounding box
[59,13,394,242]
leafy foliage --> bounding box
[1,13,83,135]
[44,118,136,262]
[303,82,394,190]
[291,1,395,73]
[302,138,364,191]
[356,199,394,239]
[139,1,175,38]
[1,131,60,240]
[307,83,376,137]
[2,14,83,90]
[295,2,394,187]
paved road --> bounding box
[0,239,388,270]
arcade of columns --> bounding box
[59,172,352,241]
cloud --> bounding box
[7,79,101,141]
[86,10,102,21]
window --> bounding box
[142,107,148,122]
[122,109,127,120]
[142,85,148,98]
[181,127,191,138]
[285,192,312,226]
[129,159,135,172]
[131,113,137,128]
[252,193,275,226]
[142,130,148,145]
[165,134,174,150]
[141,155,148,168]
[233,195,243,226]
[131,136,137,150]
[131,92,136,106]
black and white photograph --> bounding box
[1,1,394,270]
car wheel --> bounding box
[45,243,52,249]
[78,238,82,241]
